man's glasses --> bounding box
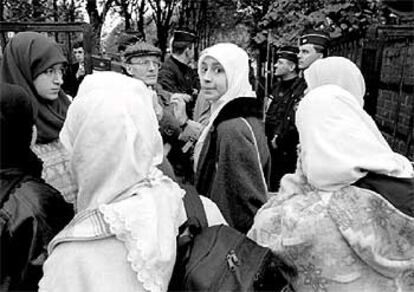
[129,59,161,69]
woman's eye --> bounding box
[45,68,54,75]
[213,67,223,74]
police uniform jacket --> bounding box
[265,77,307,152]
[158,55,200,107]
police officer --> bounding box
[265,46,307,191]
[158,29,200,183]
[158,29,200,114]
[298,29,330,70]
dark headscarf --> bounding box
[0,82,43,203]
[0,32,70,144]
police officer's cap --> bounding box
[277,46,299,64]
[298,29,330,48]
[173,29,197,43]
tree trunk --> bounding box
[157,25,168,60]
[0,0,4,21]
[119,0,131,31]
[86,0,115,54]
[137,0,146,40]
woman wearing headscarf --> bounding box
[0,32,77,205]
[0,82,73,291]
[193,43,270,234]
[39,72,226,292]
[248,57,414,291]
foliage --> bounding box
[178,0,252,53]
[238,0,391,47]
[203,0,250,49]
[1,0,84,22]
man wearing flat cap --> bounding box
[122,42,182,174]
[298,29,330,70]
[265,45,307,191]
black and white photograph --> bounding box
[0,0,413,291]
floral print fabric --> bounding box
[248,183,414,292]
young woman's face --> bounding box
[199,56,228,102]
[33,63,65,100]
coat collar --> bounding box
[213,97,262,127]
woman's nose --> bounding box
[54,73,64,85]
[202,70,213,82]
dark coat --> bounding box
[158,55,200,96]
[265,76,307,191]
[0,169,74,291]
[62,62,85,98]
[153,84,181,144]
[158,57,200,181]
[195,98,270,234]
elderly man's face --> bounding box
[298,44,323,70]
[126,56,161,86]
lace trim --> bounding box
[100,203,164,292]
[99,182,185,292]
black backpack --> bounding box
[168,191,296,291]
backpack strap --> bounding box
[183,190,208,229]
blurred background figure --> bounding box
[62,40,85,98]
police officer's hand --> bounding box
[171,93,190,126]
[171,93,192,103]
[271,134,278,149]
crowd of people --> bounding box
[0,27,413,292]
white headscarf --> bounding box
[295,57,413,191]
[304,56,366,107]
[60,71,186,291]
[193,43,256,169]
